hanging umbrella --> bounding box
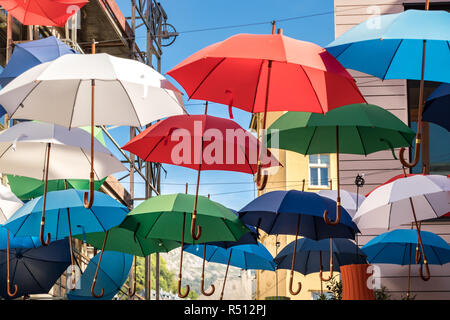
[4,188,128,295]
[0,0,89,27]
[0,238,71,299]
[0,121,125,246]
[67,250,133,300]
[265,103,415,225]
[354,174,449,280]
[326,5,450,169]
[238,189,359,295]
[275,238,366,281]
[167,28,365,189]
[362,229,450,298]
[422,83,450,132]
[185,242,275,300]
[0,46,186,210]
[122,110,279,240]
[119,192,250,298]
[0,184,23,224]
[0,36,76,87]
[6,125,108,201]
[318,190,365,219]
[73,225,180,298]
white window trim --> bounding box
[308,155,330,188]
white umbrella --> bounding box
[318,189,365,218]
[0,185,23,224]
[353,174,450,280]
[0,49,186,208]
[0,121,126,245]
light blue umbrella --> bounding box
[362,229,450,298]
[327,8,450,169]
[67,250,133,300]
[185,242,275,299]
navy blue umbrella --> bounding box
[238,190,359,295]
[423,83,450,132]
[275,238,366,282]
[0,239,70,299]
[0,36,76,87]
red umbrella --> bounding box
[0,0,88,27]
[167,27,365,190]
[122,103,280,241]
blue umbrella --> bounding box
[67,250,133,300]
[238,190,358,295]
[0,239,70,299]
[423,83,450,132]
[185,242,275,299]
[0,36,76,87]
[362,229,450,298]
[275,238,367,281]
[327,8,450,169]
[4,189,128,298]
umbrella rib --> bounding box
[398,130,414,147]
[241,144,256,175]
[0,143,13,161]
[9,81,43,119]
[56,207,61,240]
[355,126,367,156]
[304,127,317,155]
[143,136,166,162]
[381,39,403,80]
[189,57,226,99]
[368,242,391,264]
[298,65,324,113]
[423,194,441,219]
[222,218,238,243]
[251,60,265,113]
[401,242,409,266]
[68,79,82,130]
[21,258,46,291]
[143,213,164,240]
[430,245,443,266]
[88,206,108,232]
[117,79,142,128]
[79,147,101,180]
[266,211,283,235]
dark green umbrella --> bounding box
[74,225,179,297]
[120,192,250,298]
[265,103,415,225]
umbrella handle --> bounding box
[419,260,431,282]
[40,143,51,246]
[128,256,137,298]
[319,267,333,282]
[83,172,95,209]
[6,230,18,297]
[40,214,51,246]
[177,277,190,298]
[190,213,202,240]
[288,271,302,295]
[90,230,108,298]
[399,134,421,169]
[323,204,341,226]
[255,164,268,191]
[200,243,215,296]
[320,239,334,281]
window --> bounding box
[308,155,330,188]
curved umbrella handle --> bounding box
[288,271,302,296]
[288,216,302,296]
[40,214,51,246]
[319,239,334,281]
[40,143,52,246]
[200,243,215,296]
[419,260,431,282]
[128,256,137,298]
[190,213,202,240]
[399,135,421,169]
[255,164,268,191]
[90,230,109,298]
[6,230,18,297]
[177,277,190,298]
[178,213,190,298]
[83,172,95,209]
[323,203,341,226]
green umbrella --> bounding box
[120,192,250,298]
[6,126,107,201]
[74,225,180,298]
[265,103,415,225]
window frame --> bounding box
[308,154,330,189]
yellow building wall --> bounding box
[254,112,339,300]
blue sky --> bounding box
[112,0,336,210]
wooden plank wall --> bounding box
[334,0,450,300]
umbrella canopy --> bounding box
[121,193,250,244]
[423,83,450,131]
[265,103,415,156]
[67,250,133,300]
[318,190,365,218]
[0,239,71,299]
[238,190,359,240]
[362,229,450,266]
[275,238,367,275]
[0,225,40,250]
[122,114,279,174]
[185,242,275,271]
[4,189,129,240]
[0,53,186,128]
[74,226,180,257]
[353,175,449,230]
[0,36,76,87]
[0,0,89,27]
[167,33,365,117]
[0,184,23,224]
[0,121,125,180]
[326,10,450,83]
